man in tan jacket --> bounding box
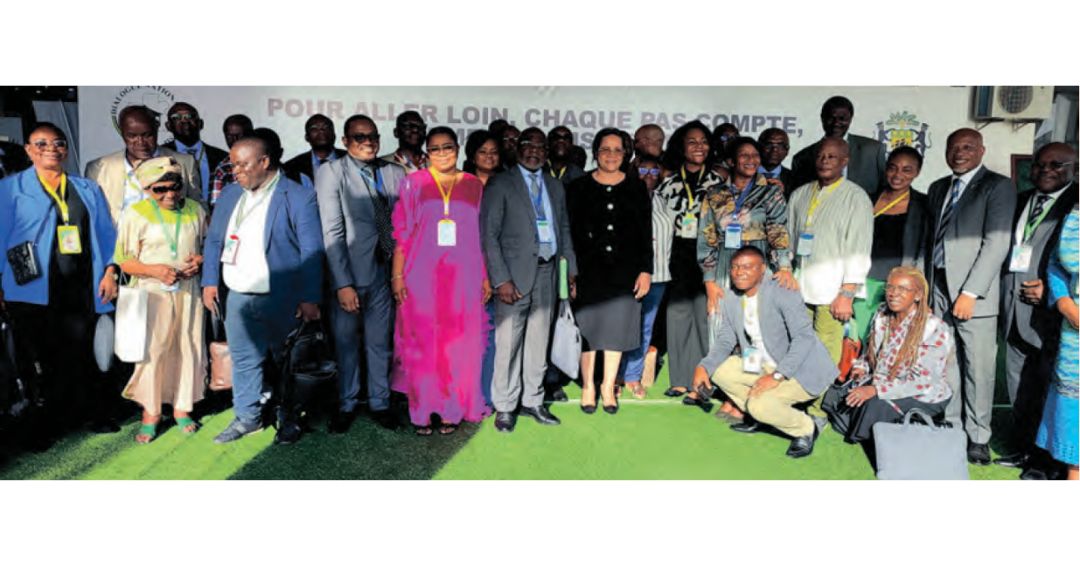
[84,105,201,224]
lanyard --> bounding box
[150,199,183,259]
[681,166,703,208]
[38,172,70,224]
[731,178,753,216]
[550,162,566,181]
[429,167,458,217]
[1022,197,1055,242]
[874,191,909,218]
[233,172,280,231]
[805,177,843,228]
[357,161,385,196]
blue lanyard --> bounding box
[731,179,753,216]
[531,180,547,220]
[358,163,385,196]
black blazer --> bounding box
[283,148,347,185]
[162,140,229,175]
[566,173,652,304]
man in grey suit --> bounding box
[692,246,835,458]
[918,128,1017,465]
[791,95,886,196]
[315,114,406,432]
[996,143,1078,475]
[481,127,578,432]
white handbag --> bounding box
[550,299,581,378]
[114,283,149,363]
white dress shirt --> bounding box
[223,172,280,293]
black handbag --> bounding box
[5,217,51,286]
[820,377,865,438]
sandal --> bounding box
[438,423,459,435]
[135,421,158,444]
[627,382,647,400]
[175,416,200,436]
[415,425,434,437]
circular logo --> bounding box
[109,86,176,135]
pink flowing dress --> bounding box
[391,170,491,426]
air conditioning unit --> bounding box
[972,86,1054,121]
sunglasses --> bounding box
[349,133,380,144]
[638,167,661,176]
[151,185,182,194]
[30,139,68,150]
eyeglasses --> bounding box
[30,139,68,150]
[150,185,182,194]
[638,167,661,176]
[349,133,380,144]
[168,112,198,122]
[884,284,916,295]
[1032,160,1075,171]
[502,136,519,145]
[427,143,457,156]
[598,147,625,156]
[519,141,546,151]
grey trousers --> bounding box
[666,287,708,390]
[331,267,395,412]
[933,277,999,445]
[491,261,556,413]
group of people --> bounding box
[0,94,1076,480]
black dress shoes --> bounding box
[730,418,761,434]
[993,452,1029,468]
[273,420,303,445]
[328,410,358,434]
[663,387,686,397]
[785,416,825,459]
[494,411,517,433]
[580,404,597,415]
[548,387,569,403]
[967,442,991,466]
[520,405,561,425]
[603,402,619,415]
[370,409,400,431]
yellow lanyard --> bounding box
[805,177,843,228]
[430,167,458,217]
[681,166,703,208]
[38,172,71,224]
[550,162,566,181]
[874,191,910,218]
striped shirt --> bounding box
[787,177,874,305]
[651,191,675,282]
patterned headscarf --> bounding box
[134,156,183,189]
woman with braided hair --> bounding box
[833,265,954,443]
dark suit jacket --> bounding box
[481,167,578,295]
[1000,184,1078,348]
[791,134,886,196]
[283,148,347,186]
[162,140,229,175]
[762,165,797,200]
[699,278,838,396]
[202,173,325,305]
[917,166,1017,317]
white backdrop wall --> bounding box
[77,86,1038,189]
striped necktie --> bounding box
[932,177,963,269]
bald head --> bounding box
[945,128,986,175]
[1032,142,1078,193]
[229,137,274,190]
[815,137,850,184]
[634,124,665,160]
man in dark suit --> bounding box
[379,111,429,173]
[917,128,1017,465]
[545,126,586,185]
[315,114,406,432]
[162,102,229,203]
[481,127,578,432]
[283,114,346,188]
[201,134,325,445]
[791,95,886,196]
[997,142,1078,476]
[692,247,835,458]
[757,128,797,199]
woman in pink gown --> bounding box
[390,127,492,435]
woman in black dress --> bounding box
[567,128,652,414]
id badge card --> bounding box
[681,215,698,237]
[724,224,743,249]
[537,220,554,244]
[742,346,763,374]
[222,235,241,265]
[437,219,457,247]
[56,225,82,255]
[1008,244,1033,273]
[797,232,814,257]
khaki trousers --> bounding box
[712,356,815,437]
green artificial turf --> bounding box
[0,359,1022,481]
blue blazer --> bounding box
[0,168,117,314]
[202,173,324,305]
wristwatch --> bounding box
[839,288,856,299]
[771,372,785,381]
